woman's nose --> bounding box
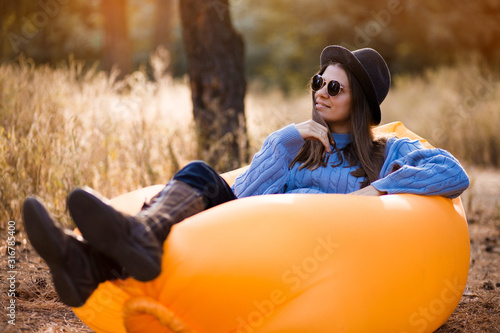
[316,84,329,98]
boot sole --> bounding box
[22,198,87,307]
[67,188,161,282]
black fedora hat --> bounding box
[320,45,390,125]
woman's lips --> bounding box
[315,102,330,109]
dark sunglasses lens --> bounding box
[311,75,323,91]
[327,80,341,96]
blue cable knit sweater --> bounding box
[232,124,469,199]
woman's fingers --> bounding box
[295,120,331,152]
[350,185,386,196]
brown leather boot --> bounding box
[67,180,206,282]
[22,197,127,307]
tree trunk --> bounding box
[180,0,248,172]
[101,0,132,76]
[153,0,174,75]
[154,0,174,49]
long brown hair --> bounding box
[289,62,387,188]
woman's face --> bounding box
[314,64,352,134]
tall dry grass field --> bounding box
[0,55,197,228]
[382,59,500,167]
[1,55,499,332]
[0,56,314,228]
[1,55,499,227]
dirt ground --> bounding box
[1,167,499,333]
[433,167,500,333]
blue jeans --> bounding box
[173,161,237,209]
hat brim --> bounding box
[320,46,381,125]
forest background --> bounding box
[0,0,499,331]
[2,0,500,91]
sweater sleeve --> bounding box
[232,124,305,198]
[371,137,470,199]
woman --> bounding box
[22,46,469,308]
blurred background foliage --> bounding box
[1,0,500,225]
[1,0,499,92]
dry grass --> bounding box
[0,54,499,332]
[382,58,500,167]
[0,53,197,228]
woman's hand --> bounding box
[295,120,331,152]
[350,185,386,196]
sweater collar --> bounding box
[331,132,352,149]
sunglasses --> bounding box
[311,74,347,97]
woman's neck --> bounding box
[328,123,350,134]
